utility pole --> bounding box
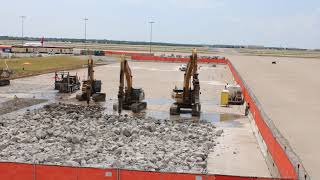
[20,16,26,45]
[83,18,88,43]
[149,21,155,54]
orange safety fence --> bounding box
[104,50,154,57]
[131,55,227,63]
[0,162,293,180]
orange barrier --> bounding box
[0,162,293,180]
[78,167,116,180]
[104,50,153,57]
[0,162,33,180]
[131,55,227,63]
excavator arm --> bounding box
[182,49,198,99]
[118,55,133,113]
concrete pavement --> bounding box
[228,55,320,179]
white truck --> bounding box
[226,84,244,105]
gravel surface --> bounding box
[0,103,222,173]
[0,98,47,115]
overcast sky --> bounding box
[0,0,319,49]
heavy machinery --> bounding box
[117,55,147,113]
[226,84,244,105]
[54,71,80,93]
[0,60,13,86]
[170,49,201,116]
[76,57,106,104]
[0,68,12,86]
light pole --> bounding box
[20,16,26,45]
[83,18,88,43]
[149,21,155,54]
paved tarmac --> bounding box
[228,55,320,179]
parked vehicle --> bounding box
[179,64,187,71]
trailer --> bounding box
[54,71,80,93]
[0,69,12,86]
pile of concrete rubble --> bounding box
[0,103,223,173]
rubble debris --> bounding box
[0,103,223,173]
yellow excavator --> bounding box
[170,49,201,116]
[76,56,106,104]
[117,55,147,113]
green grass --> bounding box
[0,56,87,79]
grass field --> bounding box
[0,56,87,79]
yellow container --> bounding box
[220,90,229,106]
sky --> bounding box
[0,0,319,49]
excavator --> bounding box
[0,60,13,86]
[76,56,106,104]
[117,55,147,113]
[170,49,201,116]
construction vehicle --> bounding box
[225,84,244,105]
[116,55,147,113]
[170,49,201,116]
[76,57,106,104]
[54,71,80,93]
[0,69,12,86]
[0,60,13,86]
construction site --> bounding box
[1,1,320,180]
[1,45,317,180]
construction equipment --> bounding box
[225,84,244,105]
[117,55,147,113]
[0,60,13,86]
[170,49,201,116]
[0,69,12,86]
[54,71,80,93]
[76,57,106,104]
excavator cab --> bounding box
[170,49,201,116]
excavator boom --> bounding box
[182,49,198,98]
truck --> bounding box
[226,84,244,105]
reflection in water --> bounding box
[74,97,245,127]
[114,108,244,127]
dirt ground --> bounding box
[0,60,270,177]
